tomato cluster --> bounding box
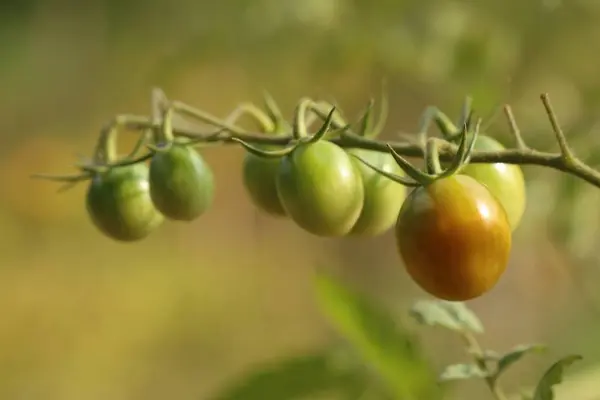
[35,95,528,302]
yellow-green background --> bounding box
[2,0,600,398]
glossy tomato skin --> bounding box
[86,163,164,242]
[276,141,364,236]
[460,135,526,231]
[395,175,511,301]
[149,144,214,221]
[347,149,406,236]
[242,148,286,217]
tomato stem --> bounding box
[502,105,528,150]
[540,93,578,164]
[357,98,375,137]
[262,91,292,134]
[416,106,439,146]
[309,101,348,129]
[457,96,473,132]
[461,332,509,400]
[367,87,389,139]
[292,98,312,140]
[231,137,294,158]
[305,106,348,145]
[94,123,119,164]
[154,106,175,146]
[425,139,442,175]
[433,108,459,140]
[224,102,275,133]
[171,100,247,135]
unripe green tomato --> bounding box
[347,149,406,236]
[149,144,215,221]
[276,141,364,236]
[395,175,511,301]
[242,148,286,217]
[460,135,526,231]
[86,163,164,242]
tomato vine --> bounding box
[30,87,592,399]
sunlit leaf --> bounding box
[532,354,583,400]
[209,349,365,400]
[314,272,440,400]
[439,363,491,382]
[409,300,484,334]
[496,344,546,379]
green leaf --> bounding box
[439,363,491,382]
[496,344,547,379]
[314,272,440,400]
[409,300,484,334]
[209,349,364,400]
[532,355,583,400]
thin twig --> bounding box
[503,105,528,150]
[540,93,576,162]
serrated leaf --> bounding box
[209,349,364,400]
[532,354,583,400]
[314,272,440,400]
[496,344,547,378]
[439,363,491,382]
[409,300,484,334]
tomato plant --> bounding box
[347,148,406,236]
[276,140,364,237]
[395,174,511,301]
[459,134,526,231]
[149,143,215,222]
[86,163,164,242]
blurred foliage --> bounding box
[3,0,600,399]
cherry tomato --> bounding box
[149,144,214,221]
[242,147,286,217]
[276,141,364,236]
[395,175,511,301]
[86,163,164,242]
[460,135,526,231]
[347,149,406,236]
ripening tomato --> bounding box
[86,163,164,242]
[242,147,286,217]
[149,144,214,221]
[395,175,511,301]
[276,141,364,236]
[347,149,406,236]
[460,135,526,231]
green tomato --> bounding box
[460,135,526,231]
[86,163,164,242]
[242,148,286,217]
[276,141,364,236]
[149,144,215,221]
[347,149,406,236]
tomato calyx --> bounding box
[232,101,349,159]
[351,112,479,189]
[431,96,474,142]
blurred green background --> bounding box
[3,0,600,398]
